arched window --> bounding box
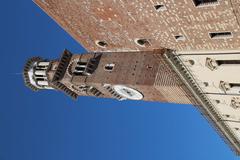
[104,64,115,71]
[73,54,102,76]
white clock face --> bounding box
[113,85,144,100]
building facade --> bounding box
[35,0,240,52]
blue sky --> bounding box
[0,1,238,160]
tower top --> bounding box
[23,57,53,91]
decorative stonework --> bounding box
[165,52,240,154]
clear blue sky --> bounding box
[0,1,238,160]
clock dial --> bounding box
[113,85,143,100]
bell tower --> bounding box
[23,57,53,91]
[23,49,197,104]
[24,49,240,153]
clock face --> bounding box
[113,85,144,100]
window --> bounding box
[154,4,167,12]
[73,55,102,76]
[104,64,115,71]
[175,35,186,41]
[96,40,108,48]
[135,38,151,47]
[209,32,232,39]
[73,61,88,76]
[193,0,218,7]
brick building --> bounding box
[35,0,240,52]
[23,0,240,155]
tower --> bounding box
[23,49,240,153]
[23,49,198,104]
